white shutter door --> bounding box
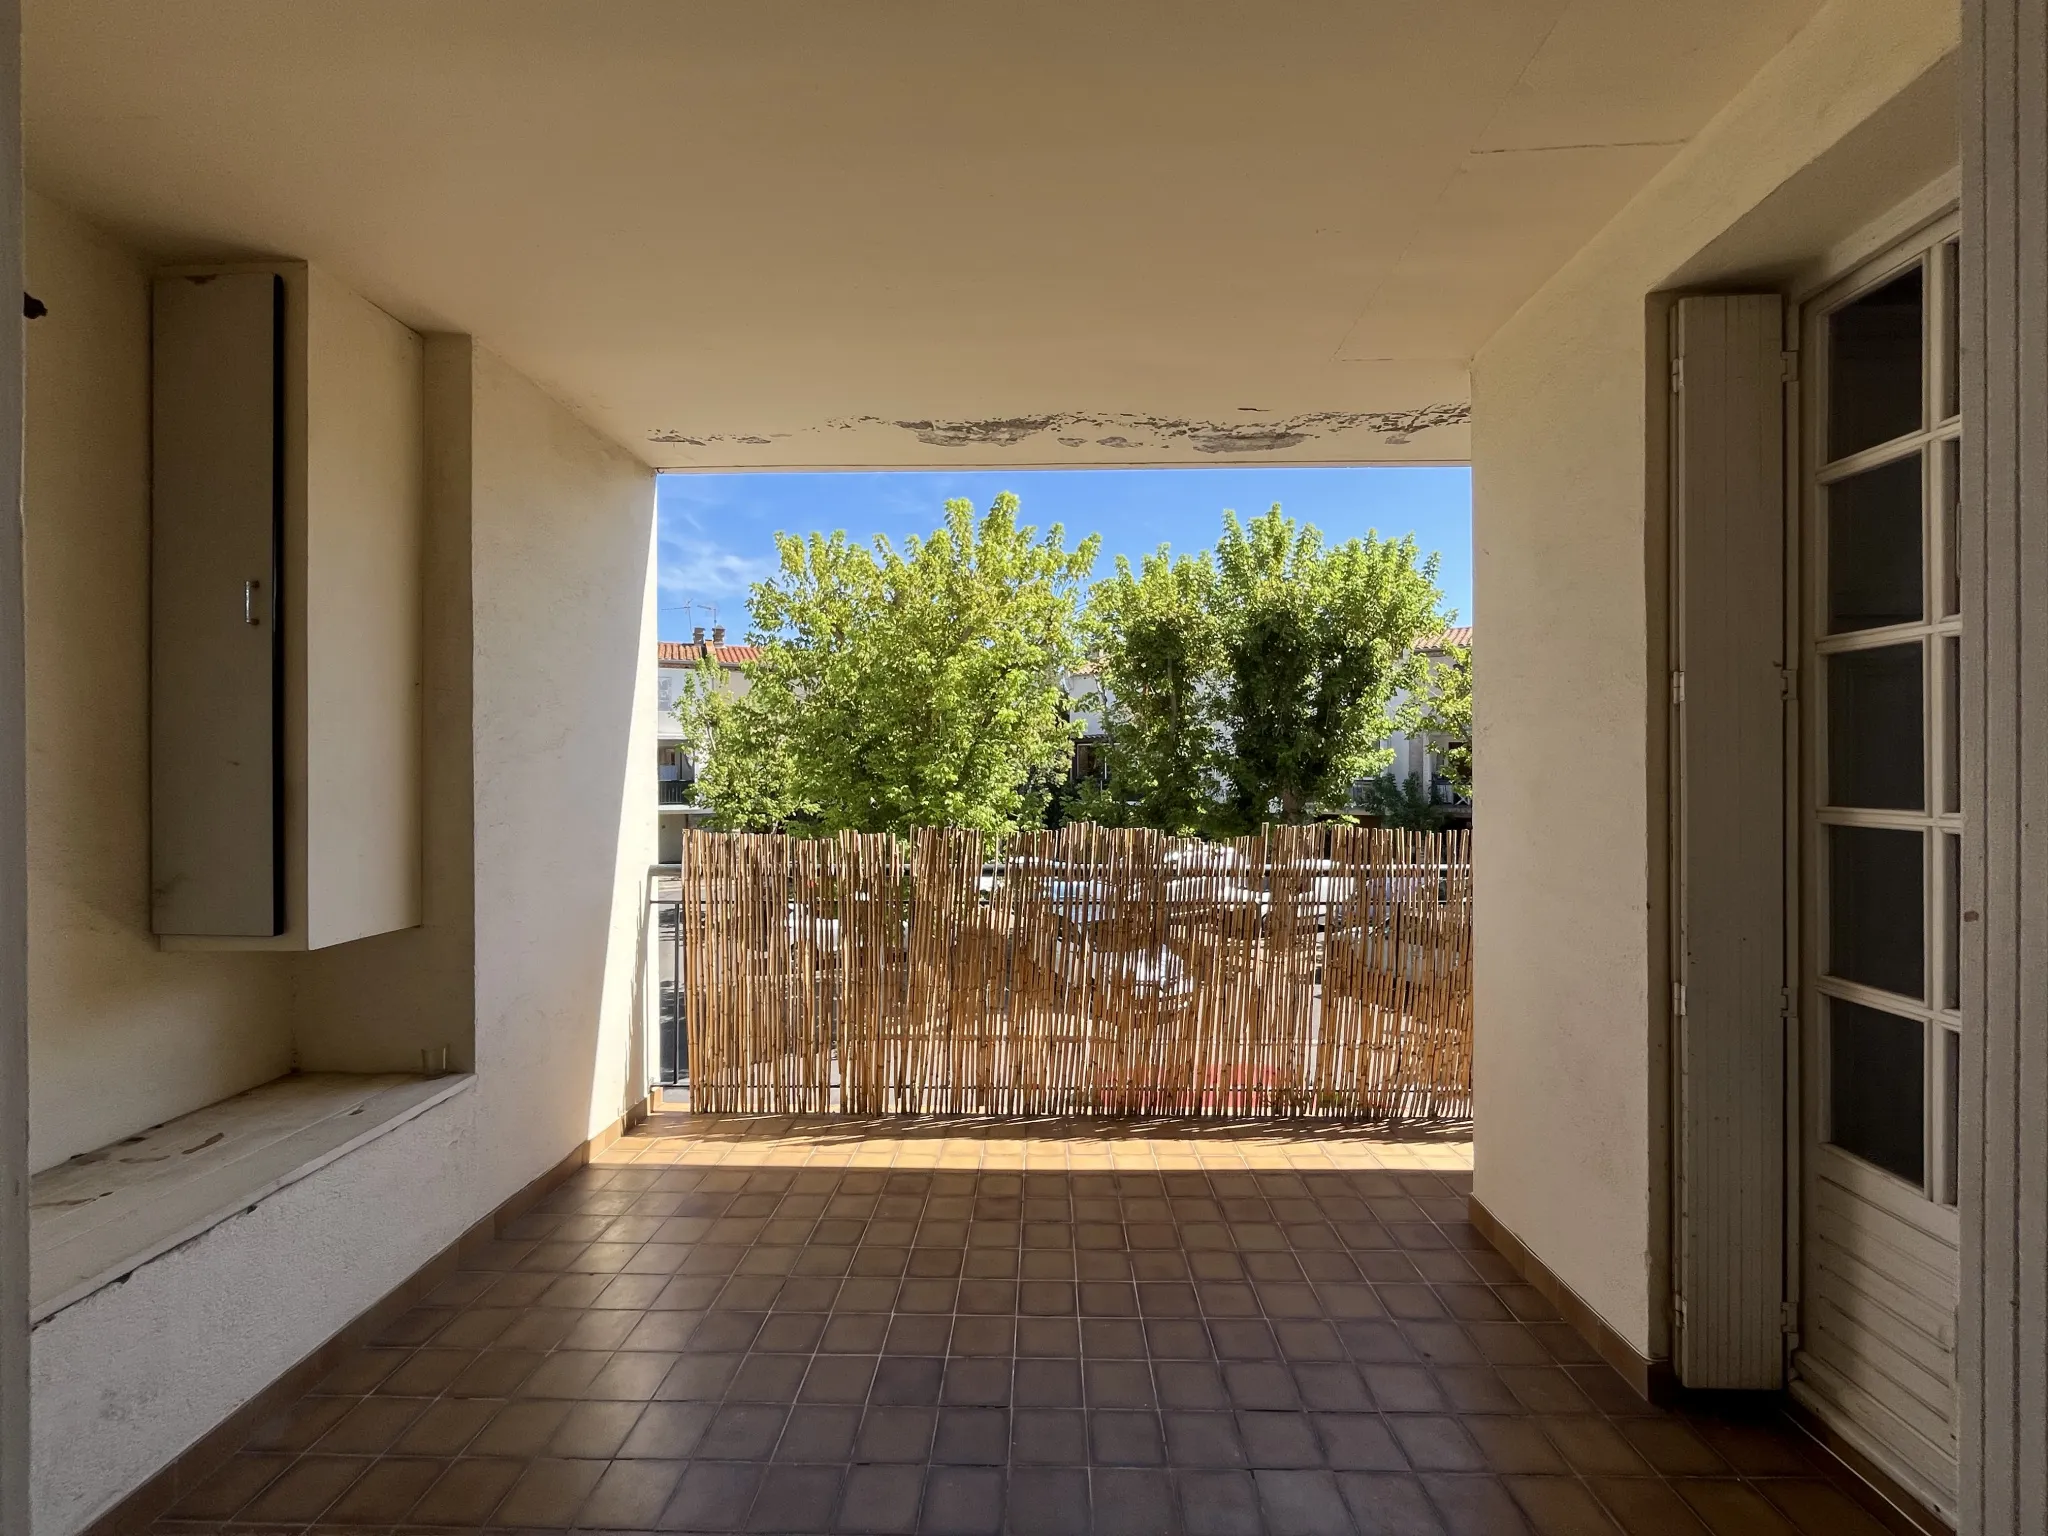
[1671,293,1789,1388]
[151,272,283,936]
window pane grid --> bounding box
[1806,225,1962,1209]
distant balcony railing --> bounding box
[658,780,693,806]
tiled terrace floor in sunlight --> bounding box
[157,1112,1905,1535]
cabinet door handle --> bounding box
[243,578,261,625]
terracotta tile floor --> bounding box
[155,1112,1906,1535]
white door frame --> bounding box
[1792,217,1965,1521]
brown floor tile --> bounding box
[166,1453,292,1520]
[1337,1470,1445,1534]
[1619,1419,1732,1477]
[470,1397,570,1456]
[838,1463,924,1533]
[1095,1466,1177,1536]
[583,1455,688,1526]
[1364,1364,1448,1413]
[1675,1478,1803,1535]
[1543,1416,1654,1478]
[1007,1466,1090,1536]
[664,1460,764,1532]
[1505,1475,1625,1534]
[934,1406,1009,1464]
[1422,1472,1535,1534]
[392,1394,498,1456]
[409,1455,524,1524]
[1433,1364,1522,1416]
[750,1462,845,1531]
[242,1396,353,1453]
[861,1405,940,1462]
[238,1454,365,1523]
[780,1403,864,1461]
[315,1346,407,1395]
[492,1456,607,1527]
[1588,1475,1714,1535]
[1014,1407,1087,1464]
[1093,1409,1167,1465]
[1256,1468,1352,1535]
[305,1393,427,1455]
[1238,1410,1323,1469]
[1177,1469,1259,1536]
[700,1401,789,1460]
[329,1455,448,1524]
[1498,1366,1598,1416]
[553,1397,646,1457]
[1391,1415,1485,1472]
[1756,1477,1900,1536]
[621,1399,717,1458]
[1565,1366,1660,1417]
[1467,1415,1570,1474]
[144,1113,1900,1536]
[1690,1415,1829,1477]
[921,1465,1004,1535]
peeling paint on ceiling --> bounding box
[649,404,1471,456]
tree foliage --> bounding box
[1076,550,1223,835]
[1420,640,1473,799]
[1211,508,1442,827]
[1358,771,1448,831]
[680,494,1098,836]
[1082,505,1446,832]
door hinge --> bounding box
[1673,980,1687,1018]
[1780,666,1798,702]
[1671,669,1686,706]
[1670,357,1684,394]
[1779,987,1793,1017]
[1781,350,1800,383]
[1674,1294,1688,1328]
[1780,1300,1799,1335]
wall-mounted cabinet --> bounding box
[152,263,423,949]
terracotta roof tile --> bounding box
[658,640,760,665]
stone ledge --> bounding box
[29,1070,474,1323]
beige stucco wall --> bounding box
[22,193,292,1172]
[1470,0,1958,1359]
[467,338,659,1150]
[28,315,657,1531]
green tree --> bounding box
[681,494,1099,836]
[1358,770,1448,831]
[673,656,805,829]
[1421,639,1473,799]
[1210,506,1444,828]
[1078,548,1223,835]
[1079,505,1447,833]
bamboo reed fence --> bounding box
[673,824,1472,1121]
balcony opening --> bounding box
[649,464,1474,1123]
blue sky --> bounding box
[656,466,1472,643]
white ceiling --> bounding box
[25,1,1822,468]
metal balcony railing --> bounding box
[648,865,687,1087]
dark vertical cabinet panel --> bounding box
[151,273,282,936]
[1671,293,1788,1389]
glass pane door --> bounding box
[1795,219,1963,1517]
[1810,237,1962,1207]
